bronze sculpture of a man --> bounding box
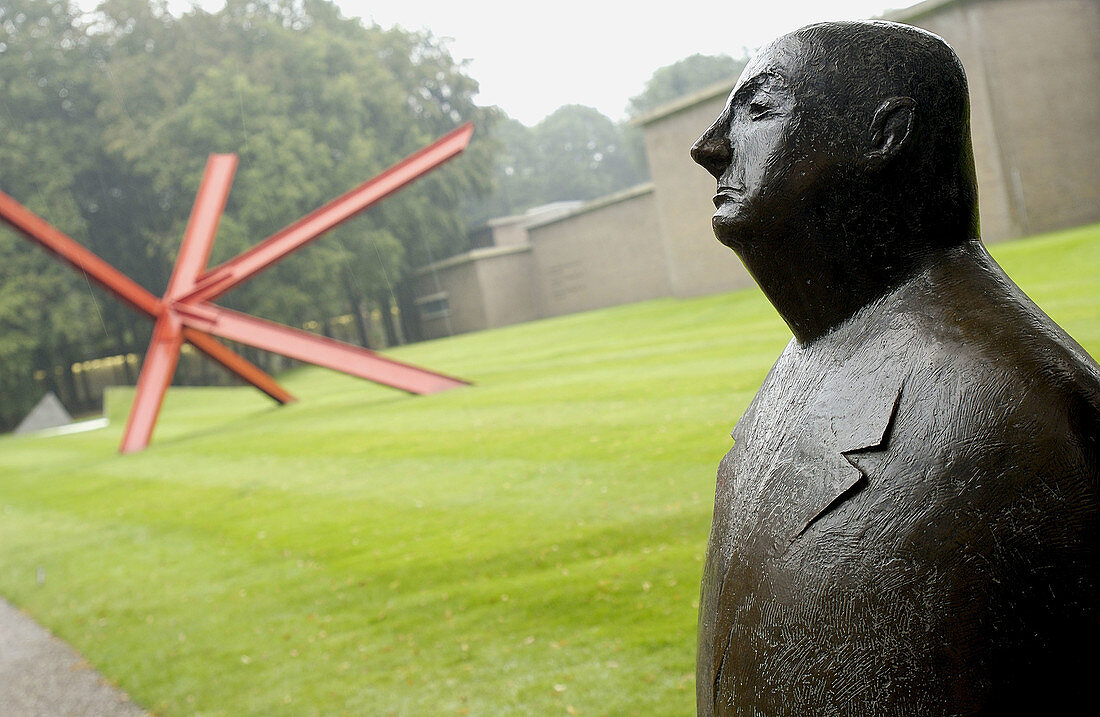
[691,21,1099,715]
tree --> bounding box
[471,106,647,224]
[91,0,494,345]
[0,0,108,425]
[627,53,747,117]
[0,0,495,428]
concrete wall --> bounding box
[412,188,665,338]
[411,0,1099,340]
[528,185,671,318]
[894,0,1100,240]
[413,256,483,340]
[636,85,755,298]
[484,217,530,248]
[413,246,536,340]
[476,247,538,328]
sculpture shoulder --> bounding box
[827,244,1100,553]
[879,242,1100,466]
[701,245,1098,715]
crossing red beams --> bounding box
[0,123,474,453]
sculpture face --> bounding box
[690,22,976,343]
[691,34,836,253]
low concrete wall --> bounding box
[413,245,538,340]
[637,84,756,298]
[528,185,671,318]
[477,247,538,329]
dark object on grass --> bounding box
[690,20,1099,716]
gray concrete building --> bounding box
[887,0,1100,241]
[634,82,755,298]
[412,0,1100,340]
[528,185,669,318]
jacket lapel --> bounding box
[772,369,903,554]
[709,359,905,698]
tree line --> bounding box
[0,0,746,430]
[0,0,496,428]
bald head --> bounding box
[791,22,970,150]
[691,21,981,342]
[796,22,977,235]
[693,21,979,255]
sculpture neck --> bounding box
[738,224,945,345]
[754,261,888,345]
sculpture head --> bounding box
[692,21,980,341]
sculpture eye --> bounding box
[749,101,775,120]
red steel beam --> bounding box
[165,158,294,399]
[168,157,295,397]
[0,189,161,317]
[183,329,295,405]
[178,303,468,395]
[0,183,292,407]
[184,123,475,304]
[2,123,475,452]
[166,154,238,300]
[120,155,262,452]
[119,312,184,453]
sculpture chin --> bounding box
[711,211,750,253]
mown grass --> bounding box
[1,225,1098,716]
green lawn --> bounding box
[1,225,1098,716]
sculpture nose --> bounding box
[691,123,731,180]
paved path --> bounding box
[0,599,149,716]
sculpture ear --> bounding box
[864,97,915,169]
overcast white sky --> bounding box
[91,0,926,125]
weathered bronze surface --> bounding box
[691,21,1098,715]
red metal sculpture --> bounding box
[0,124,474,453]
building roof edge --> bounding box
[884,0,969,22]
[631,80,735,127]
[413,244,532,276]
[524,183,656,230]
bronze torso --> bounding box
[697,242,1100,715]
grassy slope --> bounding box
[1,225,1098,716]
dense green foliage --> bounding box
[471,106,648,223]
[627,53,747,118]
[0,0,495,427]
[0,0,110,427]
[0,224,1096,715]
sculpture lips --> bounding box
[713,187,743,208]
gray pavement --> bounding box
[0,598,149,716]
